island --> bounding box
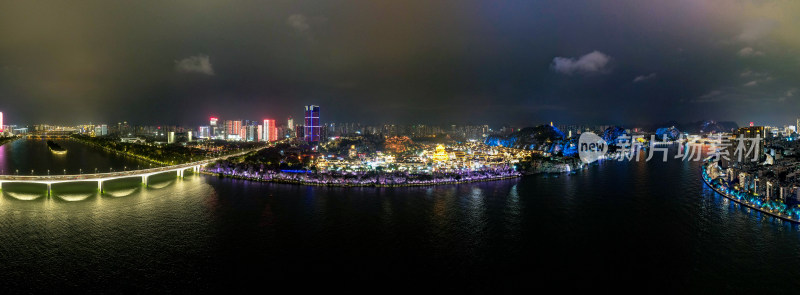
[47,140,67,155]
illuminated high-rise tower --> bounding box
[210,117,218,138]
[304,105,320,143]
[287,116,294,131]
[263,119,277,142]
[0,111,3,132]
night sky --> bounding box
[1,1,799,127]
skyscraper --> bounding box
[225,120,233,136]
[210,117,218,138]
[796,118,799,135]
[287,116,294,131]
[94,124,108,136]
[198,126,210,138]
[0,111,3,132]
[263,119,277,142]
[304,105,320,143]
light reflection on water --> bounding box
[0,149,799,292]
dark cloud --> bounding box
[0,0,799,127]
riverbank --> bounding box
[200,169,522,187]
[701,162,800,224]
[69,136,170,166]
[0,136,20,147]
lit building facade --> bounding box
[304,105,320,143]
[94,124,108,136]
[263,119,277,142]
[210,117,218,138]
[198,126,210,138]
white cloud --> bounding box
[743,80,758,87]
[552,51,611,75]
[175,55,214,75]
[633,73,657,83]
[738,47,763,57]
[737,19,778,43]
[287,14,310,33]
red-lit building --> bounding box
[263,119,277,142]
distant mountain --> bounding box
[485,125,565,150]
[646,120,738,134]
[602,126,627,144]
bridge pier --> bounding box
[0,181,3,191]
[47,183,51,197]
[97,180,103,194]
[142,175,148,187]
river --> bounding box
[1,141,799,292]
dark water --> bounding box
[1,143,800,292]
[0,139,153,175]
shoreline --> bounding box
[701,163,800,224]
[68,137,169,166]
[199,170,523,187]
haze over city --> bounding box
[1,1,799,126]
[5,1,800,293]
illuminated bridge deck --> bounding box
[0,148,262,195]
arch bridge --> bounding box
[26,130,77,140]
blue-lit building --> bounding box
[304,105,320,143]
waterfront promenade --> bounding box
[701,162,800,224]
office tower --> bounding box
[187,131,193,142]
[257,125,263,142]
[0,111,3,132]
[94,124,108,136]
[234,121,242,137]
[246,124,258,141]
[168,131,176,143]
[287,117,294,131]
[263,119,277,142]
[304,105,320,143]
[198,126,210,138]
[225,120,233,136]
[210,117,218,138]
